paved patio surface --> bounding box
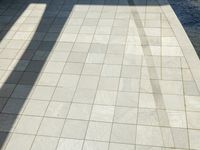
[0,0,200,149]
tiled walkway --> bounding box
[0,0,200,149]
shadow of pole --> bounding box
[128,0,177,147]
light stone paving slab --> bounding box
[0,0,200,149]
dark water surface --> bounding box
[168,0,200,57]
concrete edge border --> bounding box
[160,0,200,91]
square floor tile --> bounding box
[0,84,15,98]
[57,138,83,150]
[52,87,75,102]
[68,52,87,63]
[109,35,126,44]
[68,103,92,120]
[92,35,109,44]
[76,34,93,43]
[98,77,119,91]
[82,64,102,75]
[139,93,157,108]
[5,133,34,150]
[141,67,161,80]
[114,107,137,124]
[63,63,84,74]
[72,43,90,53]
[123,54,142,66]
[171,128,189,148]
[11,85,32,99]
[160,80,183,95]
[138,108,159,126]
[19,72,38,85]
[83,18,99,26]
[161,94,185,110]
[182,69,193,81]
[162,46,183,56]
[104,54,123,65]
[59,33,77,42]
[96,26,112,34]
[23,100,48,116]
[45,102,70,118]
[31,136,58,150]
[15,115,42,134]
[109,143,135,150]
[86,121,112,141]
[142,56,161,67]
[101,64,121,77]
[164,110,187,128]
[43,62,65,73]
[162,37,179,46]
[107,44,125,54]
[31,86,55,101]
[37,73,60,86]
[121,66,141,78]
[187,111,200,129]
[58,74,79,88]
[162,68,182,81]
[80,26,96,34]
[61,119,88,139]
[119,78,139,92]
[63,26,80,34]
[98,19,113,26]
[185,96,200,111]
[94,90,117,105]
[54,42,73,52]
[26,60,44,72]
[183,81,200,96]
[83,141,109,150]
[0,114,18,132]
[162,56,181,68]
[86,53,105,64]
[189,129,200,150]
[38,118,65,137]
[136,125,163,146]
[77,75,99,90]
[49,51,69,62]
[111,123,136,144]
[116,92,138,107]
[2,98,26,114]
[91,105,115,122]
[73,89,96,104]
[89,43,107,53]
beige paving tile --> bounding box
[57,138,83,150]
[86,121,112,141]
[83,141,109,150]
[187,111,200,129]
[136,125,163,146]
[67,103,92,120]
[23,100,48,116]
[114,107,137,124]
[189,129,200,150]
[91,105,115,122]
[38,117,65,137]
[31,136,58,150]
[61,119,88,139]
[5,133,34,150]
[111,124,136,144]
[94,90,117,105]
[45,102,70,118]
[15,115,42,134]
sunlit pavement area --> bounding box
[0,0,200,149]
